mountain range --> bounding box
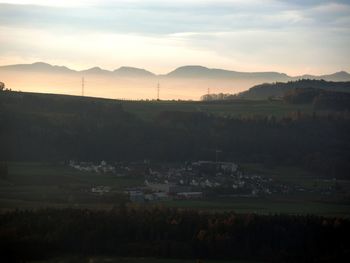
[1,62,349,82]
[1,62,350,100]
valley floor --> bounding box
[1,162,349,217]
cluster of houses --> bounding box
[69,160,116,174]
[68,160,149,178]
[91,186,111,195]
[123,161,285,202]
[125,186,203,203]
[68,160,329,203]
[143,161,281,198]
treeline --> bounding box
[201,93,236,101]
[0,208,349,262]
[1,91,350,178]
[283,88,350,111]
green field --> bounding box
[0,162,143,211]
[1,91,315,122]
[1,162,349,217]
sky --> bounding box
[0,0,349,75]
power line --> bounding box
[82,76,85,96]
[157,81,160,101]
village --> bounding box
[67,159,335,203]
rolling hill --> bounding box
[165,65,290,80]
[236,79,350,100]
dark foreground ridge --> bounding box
[1,207,349,263]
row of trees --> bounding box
[201,93,236,101]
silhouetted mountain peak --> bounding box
[33,62,72,72]
[113,66,155,77]
[318,71,350,81]
[87,66,102,71]
[81,67,110,74]
[0,62,74,74]
[330,71,349,77]
[166,65,211,77]
[32,62,50,67]
[174,65,209,71]
[166,65,289,80]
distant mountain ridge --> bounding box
[165,65,290,81]
[114,66,155,77]
[0,62,349,81]
[0,62,74,74]
[0,62,155,78]
[81,67,110,75]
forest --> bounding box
[1,207,349,263]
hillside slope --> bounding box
[1,90,349,178]
[236,79,350,100]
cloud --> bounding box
[0,0,96,7]
[1,0,349,34]
[0,0,349,75]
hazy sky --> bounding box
[0,0,349,75]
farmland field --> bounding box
[121,99,313,120]
[1,162,349,217]
[1,91,314,120]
